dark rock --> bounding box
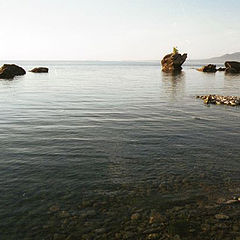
[161,52,187,73]
[197,64,217,73]
[0,64,26,79]
[217,67,226,71]
[225,61,240,73]
[30,67,49,73]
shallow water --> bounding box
[0,61,240,239]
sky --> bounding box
[0,0,240,60]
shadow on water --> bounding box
[161,71,185,100]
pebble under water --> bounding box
[0,61,240,240]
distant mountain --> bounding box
[205,52,240,63]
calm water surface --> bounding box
[0,61,240,239]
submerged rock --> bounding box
[197,64,217,73]
[131,213,141,221]
[215,214,229,220]
[161,52,187,73]
[30,67,49,73]
[225,61,240,73]
[0,64,26,79]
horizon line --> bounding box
[0,58,217,62]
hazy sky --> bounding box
[1,0,240,60]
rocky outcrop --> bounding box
[217,67,226,71]
[197,95,240,106]
[225,61,240,73]
[0,64,26,79]
[161,52,187,73]
[30,67,49,73]
[197,64,217,73]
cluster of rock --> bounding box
[161,52,187,73]
[198,61,240,73]
[0,64,49,79]
[197,64,225,73]
[197,95,240,106]
[40,177,240,240]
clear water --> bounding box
[0,61,240,239]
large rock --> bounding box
[225,61,240,73]
[30,67,49,73]
[161,53,187,73]
[197,64,217,73]
[0,64,26,79]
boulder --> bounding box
[225,61,240,73]
[197,64,217,73]
[0,64,26,79]
[30,67,49,73]
[161,52,187,73]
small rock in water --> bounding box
[224,199,238,204]
[173,235,181,240]
[215,214,230,220]
[131,213,141,221]
[94,228,106,234]
[233,225,239,231]
[49,205,60,212]
[53,233,66,240]
[59,210,70,218]
[81,209,96,218]
[147,233,160,239]
[149,212,165,224]
[30,67,49,73]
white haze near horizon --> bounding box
[0,0,240,61]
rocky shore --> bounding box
[196,95,240,106]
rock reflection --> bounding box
[224,73,240,95]
[161,71,185,100]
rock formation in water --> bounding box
[225,61,240,73]
[217,67,226,71]
[197,64,217,73]
[30,67,49,73]
[161,52,187,73]
[197,95,240,106]
[0,64,26,79]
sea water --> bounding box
[0,61,240,239]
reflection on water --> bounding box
[161,71,185,100]
[223,72,240,94]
